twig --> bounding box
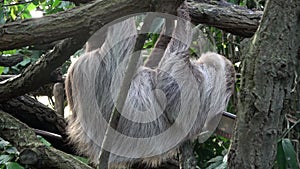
[2,0,34,7]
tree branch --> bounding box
[0,95,66,135]
[0,95,77,154]
[0,54,23,66]
[0,38,83,102]
[0,110,92,169]
[188,0,262,37]
[0,0,153,50]
[0,0,261,51]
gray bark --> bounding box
[0,0,262,51]
[188,1,262,37]
[0,54,23,66]
[0,0,153,50]
[0,38,83,102]
[227,0,300,168]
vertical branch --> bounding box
[144,18,174,68]
[53,82,65,117]
[97,15,155,169]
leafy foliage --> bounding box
[194,136,230,168]
[0,0,75,75]
[0,137,24,169]
[276,138,299,169]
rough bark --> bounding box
[0,95,77,154]
[0,38,83,102]
[188,0,262,37]
[0,0,153,50]
[0,54,23,66]
[0,95,66,136]
[53,82,65,117]
[0,95,181,168]
[0,0,262,51]
[228,0,300,168]
[0,110,92,169]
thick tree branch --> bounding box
[0,54,24,66]
[0,38,83,102]
[0,110,92,169]
[0,95,66,135]
[0,0,261,51]
[0,95,77,154]
[188,0,262,37]
[0,0,153,50]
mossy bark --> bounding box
[228,0,300,168]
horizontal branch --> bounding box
[0,0,153,50]
[188,1,262,37]
[0,94,80,154]
[0,95,66,136]
[0,54,24,66]
[0,0,261,51]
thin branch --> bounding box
[2,0,34,7]
[144,18,174,68]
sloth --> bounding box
[65,5,235,168]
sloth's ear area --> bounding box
[195,52,227,70]
[195,51,235,94]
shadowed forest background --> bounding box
[0,0,299,168]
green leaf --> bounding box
[18,57,31,66]
[32,0,40,6]
[0,66,4,75]
[52,0,61,8]
[0,155,12,164]
[21,11,31,19]
[282,139,299,169]
[74,156,89,164]
[5,147,19,155]
[3,67,9,74]
[5,162,24,169]
[207,156,223,163]
[0,7,5,24]
[9,7,16,20]
[27,3,37,11]
[37,135,51,147]
[277,139,287,169]
[0,138,10,149]
[2,50,17,55]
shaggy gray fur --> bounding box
[65,10,235,168]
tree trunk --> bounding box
[228,0,300,168]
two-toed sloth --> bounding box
[65,7,235,168]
